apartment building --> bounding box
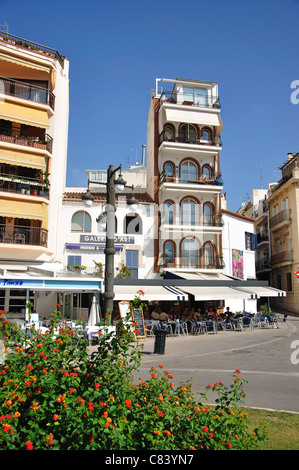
[267,152,299,313]
[146,78,224,276]
[0,31,69,313]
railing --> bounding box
[159,130,222,147]
[0,224,48,247]
[0,125,53,153]
[159,172,223,186]
[160,90,220,109]
[269,209,290,228]
[0,172,49,198]
[257,230,269,243]
[255,257,271,271]
[0,31,64,68]
[270,251,292,265]
[0,77,55,110]
[179,254,225,269]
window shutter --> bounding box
[250,233,258,251]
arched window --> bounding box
[163,124,174,141]
[179,124,197,142]
[181,198,197,226]
[202,165,212,179]
[180,161,198,183]
[204,242,214,267]
[203,204,213,226]
[164,202,174,224]
[164,162,174,178]
[202,129,211,141]
[164,241,175,266]
[181,238,198,268]
[71,211,91,232]
[125,214,142,234]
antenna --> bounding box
[130,147,138,165]
[0,22,8,33]
[260,163,263,189]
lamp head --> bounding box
[82,190,94,207]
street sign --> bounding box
[296,271,299,278]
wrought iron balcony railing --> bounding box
[269,209,290,228]
[0,31,64,67]
[0,125,53,153]
[0,76,55,110]
[0,224,47,246]
[270,251,292,265]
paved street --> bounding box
[137,316,299,413]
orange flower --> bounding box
[53,414,59,421]
[163,430,171,436]
[5,400,12,407]
[153,430,161,435]
[31,401,39,412]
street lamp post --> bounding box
[82,164,138,321]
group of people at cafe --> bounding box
[147,304,237,324]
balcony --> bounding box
[163,255,225,270]
[0,77,55,110]
[159,173,223,187]
[159,130,222,147]
[0,173,49,198]
[257,230,269,244]
[270,251,292,266]
[0,31,64,68]
[0,124,53,153]
[255,257,271,272]
[159,90,220,109]
[0,223,47,246]
[269,209,291,229]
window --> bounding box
[164,202,174,224]
[203,204,212,226]
[181,198,197,225]
[179,124,197,142]
[277,274,282,290]
[164,241,175,266]
[182,87,208,106]
[125,214,142,234]
[202,165,212,179]
[180,161,198,183]
[245,232,258,251]
[163,125,174,141]
[202,129,210,141]
[164,162,174,178]
[181,238,198,268]
[204,243,214,267]
[287,272,293,292]
[68,255,82,271]
[71,211,91,232]
[126,250,138,279]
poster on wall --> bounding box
[232,249,244,279]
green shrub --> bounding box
[0,308,266,450]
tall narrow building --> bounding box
[0,31,69,312]
[146,78,224,276]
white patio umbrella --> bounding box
[87,294,101,326]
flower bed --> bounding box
[0,308,266,450]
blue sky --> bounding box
[1,0,298,211]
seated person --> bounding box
[151,305,160,320]
[159,310,169,322]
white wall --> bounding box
[222,211,257,313]
[59,196,156,279]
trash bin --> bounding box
[153,329,167,355]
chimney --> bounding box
[142,144,146,165]
[288,153,293,160]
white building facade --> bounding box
[146,78,224,280]
[222,209,257,313]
